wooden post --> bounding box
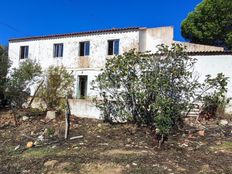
[65,97,71,140]
[11,103,18,126]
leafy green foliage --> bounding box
[93,44,229,145]
[181,0,232,49]
[94,44,199,135]
[37,66,74,111]
[6,60,42,108]
[200,73,230,118]
[0,46,10,104]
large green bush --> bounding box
[93,44,229,146]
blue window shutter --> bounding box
[53,45,56,57]
[54,44,63,57]
[57,44,63,57]
[58,45,61,57]
[85,42,90,56]
[25,46,29,58]
[56,45,59,57]
[61,44,63,57]
[54,44,59,57]
[114,40,119,55]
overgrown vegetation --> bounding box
[37,66,74,112]
[0,45,10,107]
[0,50,74,117]
[93,44,229,146]
[5,59,42,109]
[200,73,231,119]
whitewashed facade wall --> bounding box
[9,30,141,98]
[9,30,140,69]
[8,27,232,117]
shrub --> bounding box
[200,73,230,119]
[94,45,199,139]
[37,66,74,112]
[6,59,42,108]
[0,46,10,107]
[93,44,229,146]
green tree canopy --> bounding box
[181,0,232,49]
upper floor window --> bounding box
[20,46,29,59]
[79,41,90,56]
[108,39,119,55]
[53,43,63,57]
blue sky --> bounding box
[0,0,202,45]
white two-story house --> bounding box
[8,27,177,98]
[8,26,232,117]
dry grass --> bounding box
[80,162,124,174]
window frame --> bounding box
[79,41,90,56]
[53,43,63,58]
[108,39,119,55]
[20,46,29,59]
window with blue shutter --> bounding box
[20,46,29,59]
[114,39,119,55]
[80,41,90,56]
[108,39,120,55]
[53,43,63,57]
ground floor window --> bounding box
[77,75,88,99]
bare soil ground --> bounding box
[0,109,232,174]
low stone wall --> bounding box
[30,98,102,119]
[68,99,101,119]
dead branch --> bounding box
[65,97,71,140]
[21,134,37,141]
[27,80,44,108]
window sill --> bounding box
[19,58,28,61]
[107,54,119,57]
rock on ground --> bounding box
[46,111,57,120]
[44,160,58,168]
[220,119,228,126]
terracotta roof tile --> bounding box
[187,50,232,55]
[9,27,142,42]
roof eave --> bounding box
[9,27,142,42]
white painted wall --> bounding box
[193,55,232,112]
[9,30,140,70]
[68,99,101,119]
[144,26,174,53]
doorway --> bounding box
[78,75,88,99]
